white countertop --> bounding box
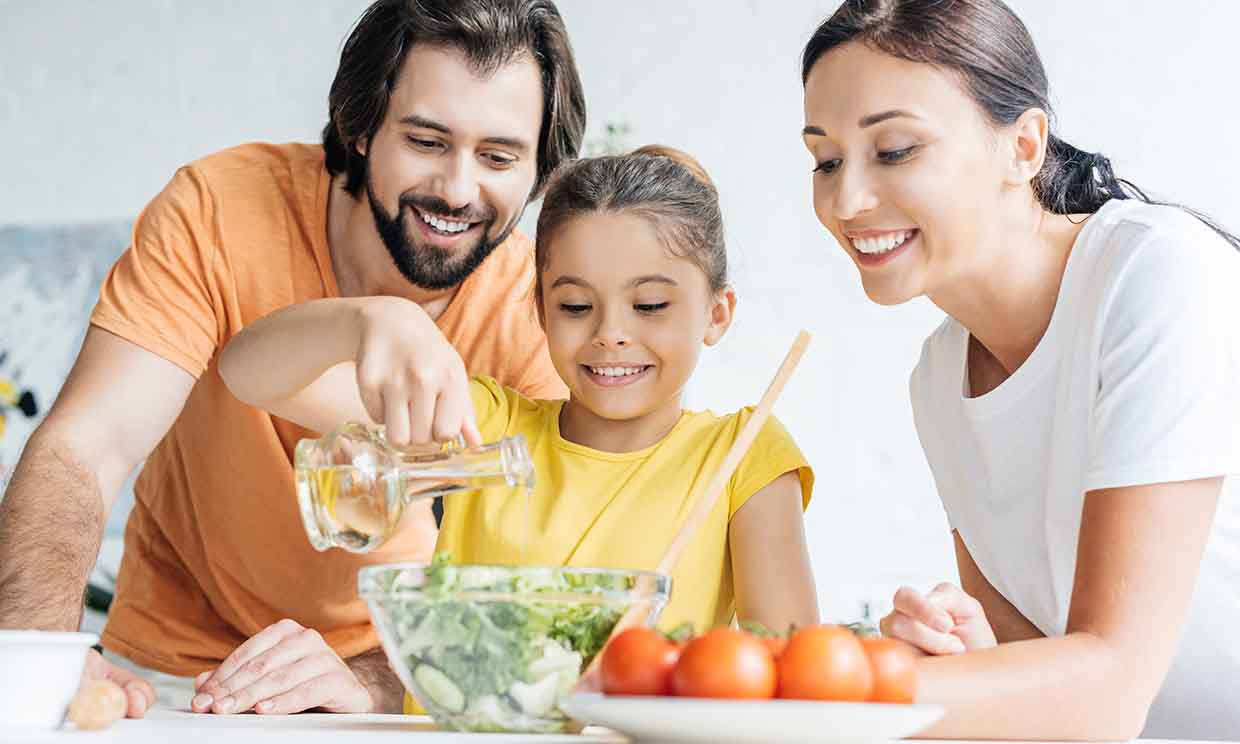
[3,708,625,743]
[1,708,1216,744]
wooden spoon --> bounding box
[579,329,812,687]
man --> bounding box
[0,0,583,716]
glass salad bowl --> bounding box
[359,558,671,733]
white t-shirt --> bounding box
[910,199,1240,741]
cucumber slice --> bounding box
[414,664,465,714]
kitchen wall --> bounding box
[3,1,1238,622]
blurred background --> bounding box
[2,0,1238,625]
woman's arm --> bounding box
[219,296,479,445]
[955,532,1046,644]
[912,478,1220,740]
[729,471,819,633]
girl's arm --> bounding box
[219,296,479,445]
[729,471,819,633]
[899,478,1221,740]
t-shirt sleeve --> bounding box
[728,411,814,518]
[90,166,224,378]
[1084,229,1240,491]
[468,375,516,443]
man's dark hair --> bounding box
[323,0,585,200]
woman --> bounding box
[801,0,1240,740]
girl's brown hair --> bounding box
[534,145,727,307]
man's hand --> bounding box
[879,582,998,655]
[81,649,156,718]
[354,296,482,447]
[191,619,374,715]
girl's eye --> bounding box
[813,159,841,176]
[634,302,669,314]
[877,145,918,164]
[559,303,591,315]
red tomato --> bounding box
[671,628,777,699]
[776,625,873,701]
[861,637,918,704]
[600,627,681,696]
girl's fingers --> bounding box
[883,611,967,655]
[892,585,955,633]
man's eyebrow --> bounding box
[398,115,530,153]
[399,115,451,134]
[859,109,921,128]
[802,125,827,137]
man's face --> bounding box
[361,44,544,290]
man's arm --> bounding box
[345,648,405,714]
[0,327,194,629]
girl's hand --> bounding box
[879,582,997,655]
[354,297,482,448]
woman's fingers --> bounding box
[892,585,955,633]
[881,610,967,655]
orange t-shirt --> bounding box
[90,143,567,676]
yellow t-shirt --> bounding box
[435,376,814,634]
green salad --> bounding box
[370,555,629,733]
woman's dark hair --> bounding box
[801,0,1239,249]
[323,0,586,200]
[534,145,728,307]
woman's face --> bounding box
[802,42,1014,305]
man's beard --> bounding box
[366,176,516,291]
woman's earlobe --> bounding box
[1008,108,1050,185]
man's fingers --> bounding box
[884,612,967,655]
[200,620,303,695]
[383,390,410,447]
[212,654,336,715]
[121,683,149,719]
[407,385,436,445]
[461,416,483,449]
[207,632,317,704]
[892,586,955,633]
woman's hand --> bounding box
[353,297,482,448]
[879,582,997,655]
[190,619,373,715]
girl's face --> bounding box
[802,42,1026,305]
[540,211,734,424]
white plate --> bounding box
[558,693,943,743]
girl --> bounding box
[801,0,1240,740]
[206,146,819,713]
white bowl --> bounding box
[0,630,98,729]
